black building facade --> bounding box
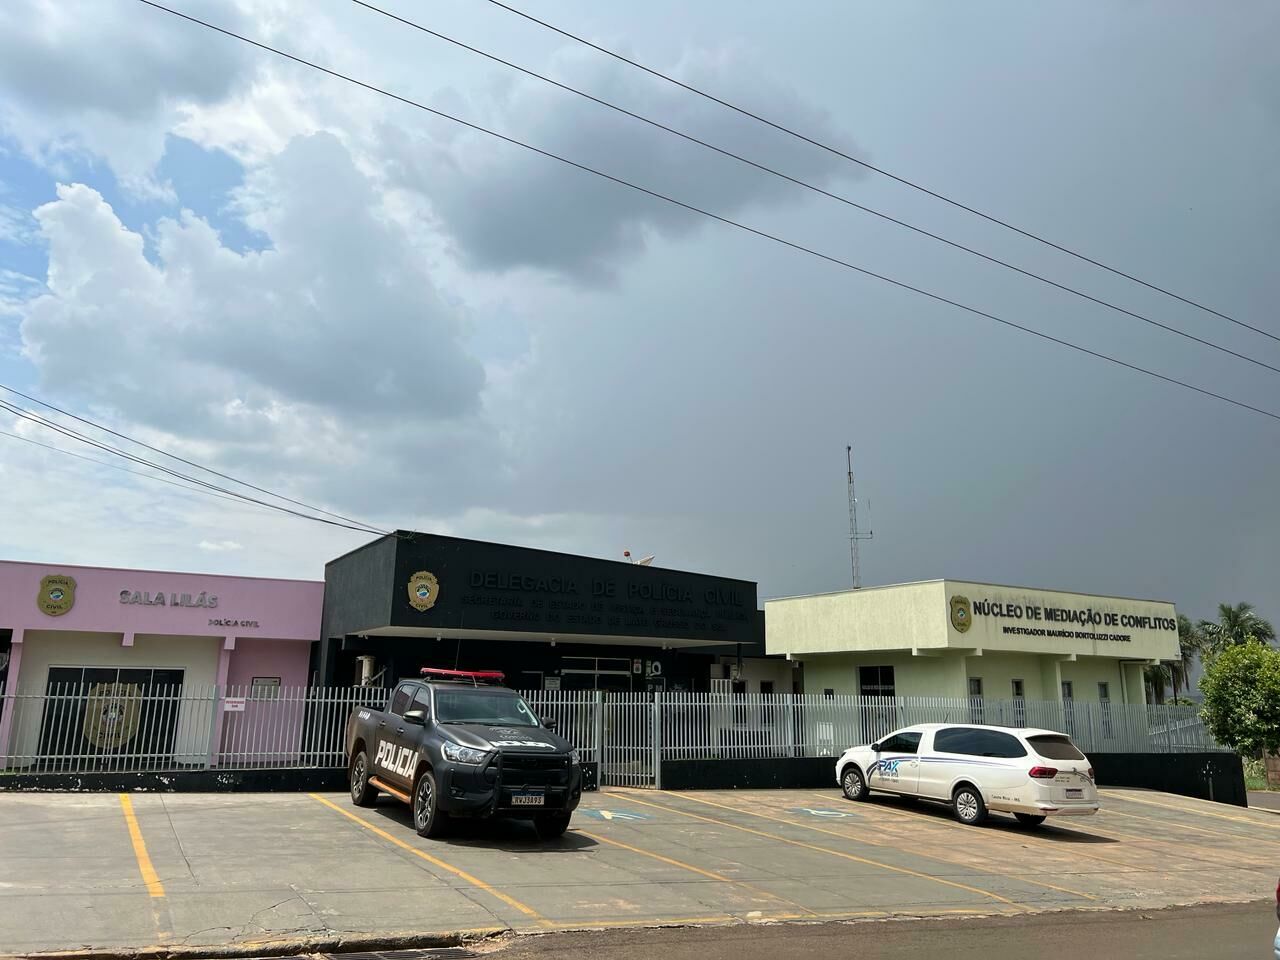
[319,532,762,692]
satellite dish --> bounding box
[637,556,655,566]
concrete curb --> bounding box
[6,929,508,960]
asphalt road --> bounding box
[495,902,1279,960]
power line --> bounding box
[0,428,285,514]
[480,0,1280,347]
[0,395,390,533]
[0,383,381,531]
[134,1,1280,425]
[353,0,1280,379]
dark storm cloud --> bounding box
[385,46,863,283]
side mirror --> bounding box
[541,717,558,731]
[403,709,427,726]
[870,742,882,752]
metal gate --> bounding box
[601,693,656,787]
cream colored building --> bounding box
[766,580,1181,706]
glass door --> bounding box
[39,666,186,768]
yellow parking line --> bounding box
[677,791,1099,903]
[1107,792,1280,829]
[1100,805,1280,848]
[616,792,1022,909]
[807,789,1252,875]
[119,794,164,898]
[579,829,819,917]
[308,794,552,928]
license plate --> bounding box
[1066,788,1084,799]
[511,792,544,807]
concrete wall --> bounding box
[224,638,311,690]
[964,652,1049,701]
[0,560,322,644]
[802,651,968,698]
[1060,657,1133,704]
[7,631,221,763]
[943,580,1179,662]
[716,656,795,694]
[766,581,947,656]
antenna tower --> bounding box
[847,445,873,588]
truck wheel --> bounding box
[413,770,447,838]
[349,749,377,807]
[534,812,571,839]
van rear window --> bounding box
[1028,735,1085,760]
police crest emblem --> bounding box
[407,570,440,612]
[950,595,973,633]
[38,574,76,616]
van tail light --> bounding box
[1028,766,1058,779]
[1087,767,1095,781]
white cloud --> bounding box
[198,539,244,552]
[17,131,500,517]
[0,0,259,188]
[0,202,36,246]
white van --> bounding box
[835,723,1099,825]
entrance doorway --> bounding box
[40,666,186,766]
[561,656,633,692]
[859,665,896,742]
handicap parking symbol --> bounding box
[790,807,856,819]
[582,808,651,822]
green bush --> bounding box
[1199,643,1280,756]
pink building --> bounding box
[0,560,323,768]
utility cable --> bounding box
[135,1,1280,424]
[353,0,1280,377]
[0,428,286,514]
[0,396,390,533]
[480,0,1279,346]
[0,382,382,532]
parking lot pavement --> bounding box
[1,786,1277,956]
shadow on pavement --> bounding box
[367,799,599,852]
[856,793,1121,844]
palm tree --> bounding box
[1144,663,1172,705]
[1172,614,1204,699]
[1198,602,1276,654]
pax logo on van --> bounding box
[374,741,419,778]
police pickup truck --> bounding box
[344,669,582,838]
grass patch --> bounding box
[1244,757,1279,792]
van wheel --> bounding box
[952,785,988,825]
[349,750,377,807]
[534,813,572,839]
[841,766,869,801]
[413,770,446,838]
[1014,813,1046,827]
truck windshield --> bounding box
[435,690,540,726]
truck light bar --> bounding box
[420,667,506,686]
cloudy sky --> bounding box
[0,0,1276,622]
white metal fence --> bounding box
[656,694,1227,761]
[0,686,1227,780]
[0,684,383,775]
